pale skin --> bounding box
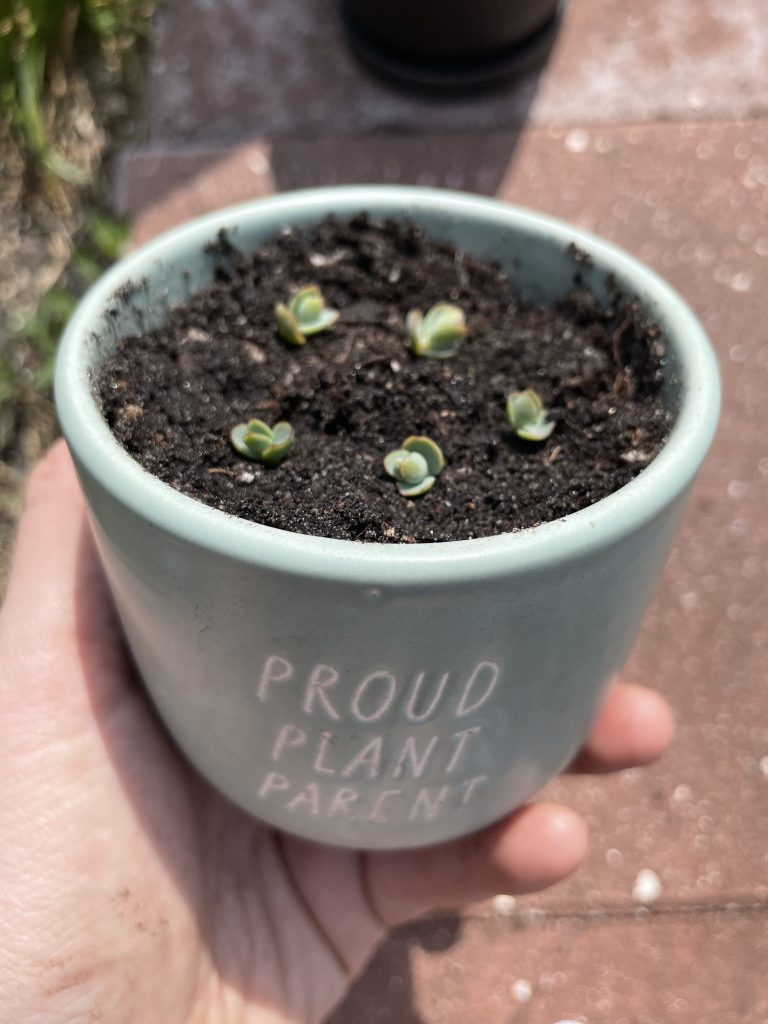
[0,442,675,1024]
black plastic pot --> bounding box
[339,0,563,91]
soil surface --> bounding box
[96,214,672,543]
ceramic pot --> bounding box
[338,0,564,90]
[55,186,720,850]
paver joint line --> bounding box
[469,897,768,928]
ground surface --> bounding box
[61,0,768,1018]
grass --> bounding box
[0,0,152,447]
[1,1,154,186]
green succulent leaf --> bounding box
[300,307,341,335]
[230,423,253,456]
[260,442,293,467]
[270,421,295,449]
[405,309,424,353]
[245,419,275,439]
[407,302,466,359]
[383,448,409,476]
[242,432,275,457]
[275,284,340,343]
[402,436,445,476]
[398,475,436,497]
[291,285,325,323]
[517,420,556,442]
[398,451,429,485]
[384,434,445,498]
[506,388,555,442]
[422,303,466,340]
[230,418,295,466]
[275,302,306,346]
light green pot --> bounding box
[55,187,720,849]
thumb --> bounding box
[0,439,137,729]
[0,439,89,652]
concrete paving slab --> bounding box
[328,908,768,1023]
[118,132,518,219]
[146,0,768,144]
[122,140,274,243]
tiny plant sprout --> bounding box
[505,388,555,442]
[406,302,467,359]
[230,419,295,466]
[274,284,340,346]
[384,435,445,497]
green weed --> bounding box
[1,1,155,184]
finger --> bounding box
[364,802,587,926]
[0,440,87,644]
[569,681,675,774]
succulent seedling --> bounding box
[384,435,445,497]
[230,419,295,466]
[505,388,555,442]
[275,284,340,346]
[406,302,467,359]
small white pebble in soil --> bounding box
[672,784,692,803]
[182,327,209,344]
[511,979,532,1003]
[620,449,651,464]
[492,894,517,916]
[245,343,266,364]
[632,868,662,904]
[237,472,255,484]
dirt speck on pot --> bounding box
[96,214,672,543]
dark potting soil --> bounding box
[96,214,672,543]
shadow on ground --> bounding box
[327,915,463,1024]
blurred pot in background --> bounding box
[338,0,563,90]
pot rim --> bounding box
[55,185,720,586]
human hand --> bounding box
[0,442,674,1024]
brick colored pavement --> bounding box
[115,0,768,1020]
[145,0,768,143]
[328,908,768,1024]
